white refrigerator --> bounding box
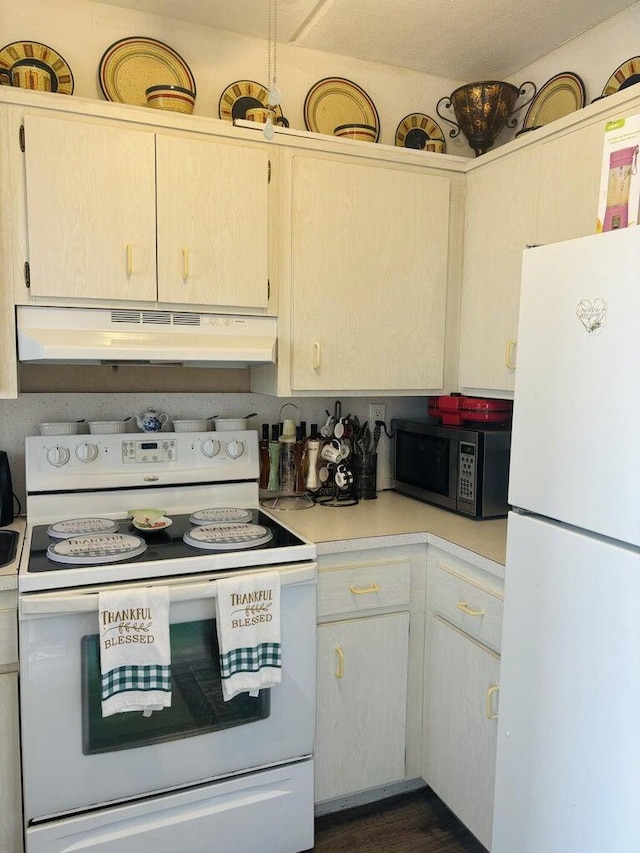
[492,227,640,853]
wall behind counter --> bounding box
[0,393,428,507]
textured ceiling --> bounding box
[97,0,637,79]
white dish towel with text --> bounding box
[98,586,171,718]
[215,571,281,701]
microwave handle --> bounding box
[20,579,220,616]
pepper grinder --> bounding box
[259,423,270,490]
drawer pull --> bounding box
[182,247,190,280]
[313,342,321,370]
[349,583,380,595]
[457,601,485,617]
[126,243,133,277]
[335,646,344,679]
[505,339,517,369]
[486,684,499,720]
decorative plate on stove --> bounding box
[183,523,273,550]
[218,79,283,122]
[189,507,253,525]
[47,518,119,539]
[47,533,147,565]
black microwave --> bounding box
[391,418,511,519]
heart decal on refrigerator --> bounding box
[576,298,607,335]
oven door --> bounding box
[19,564,316,823]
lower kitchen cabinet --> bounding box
[315,612,409,803]
[424,617,499,850]
[0,673,22,853]
[314,547,426,807]
[423,548,504,850]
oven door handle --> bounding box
[21,581,220,615]
[20,564,317,616]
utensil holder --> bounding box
[353,454,377,500]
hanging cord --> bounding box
[264,0,280,140]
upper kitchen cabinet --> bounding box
[155,134,268,308]
[252,143,462,397]
[290,155,449,392]
[23,114,157,302]
[19,112,270,311]
[458,145,541,396]
[458,88,640,397]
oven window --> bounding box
[396,431,451,496]
[81,619,270,754]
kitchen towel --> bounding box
[98,585,171,718]
[215,570,281,701]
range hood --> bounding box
[16,306,277,368]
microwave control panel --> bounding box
[458,442,476,501]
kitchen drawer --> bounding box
[430,562,503,653]
[317,559,411,619]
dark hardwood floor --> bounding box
[312,787,488,853]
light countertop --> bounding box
[0,517,25,591]
[267,490,507,575]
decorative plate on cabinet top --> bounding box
[522,72,586,129]
[394,113,446,151]
[98,36,196,106]
[0,40,74,94]
[304,77,380,141]
[218,79,283,122]
[601,56,640,97]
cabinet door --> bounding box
[156,135,269,309]
[0,673,23,852]
[534,121,605,244]
[24,115,156,301]
[458,147,541,394]
[315,612,409,802]
[424,616,500,850]
[290,156,449,392]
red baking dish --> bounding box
[428,395,513,426]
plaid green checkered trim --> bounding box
[219,643,281,679]
[101,665,172,700]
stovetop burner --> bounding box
[27,510,306,574]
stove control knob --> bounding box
[75,442,99,463]
[201,438,221,458]
[225,439,244,459]
[46,445,71,467]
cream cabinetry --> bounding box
[314,545,427,807]
[423,548,503,850]
[458,89,640,396]
[21,112,269,310]
[289,154,450,393]
[252,142,466,397]
[0,588,22,853]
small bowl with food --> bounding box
[128,508,172,532]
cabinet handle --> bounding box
[457,601,485,617]
[349,583,380,595]
[505,340,517,369]
[335,646,344,679]
[486,684,499,720]
[126,244,133,277]
[182,248,190,281]
[313,342,321,370]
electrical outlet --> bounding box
[369,403,386,426]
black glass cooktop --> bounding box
[27,510,307,573]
